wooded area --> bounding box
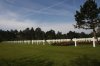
[0,27,100,42]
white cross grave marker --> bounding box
[93,37,96,47]
[73,38,77,47]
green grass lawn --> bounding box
[0,43,100,66]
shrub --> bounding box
[51,41,74,46]
[51,41,100,46]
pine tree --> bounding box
[75,0,100,40]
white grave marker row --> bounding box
[3,37,100,47]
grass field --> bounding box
[0,43,100,66]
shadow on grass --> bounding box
[68,55,100,66]
[0,55,100,66]
[0,57,54,66]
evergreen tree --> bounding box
[46,30,56,39]
[56,31,62,39]
[75,0,100,39]
[23,28,31,40]
[67,31,79,39]
[30,27,35,40]
[35,27,42,40]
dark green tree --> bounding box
[46,30,56,39]
[67,31,79,39]
[56,31,62,39]
[23,28,31,40]
[30,27,35,40]
[17,30,24,40]
[79,32,90,38]
[75,0,100,39]
[35,27,43,40]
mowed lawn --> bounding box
[0,43,100,66]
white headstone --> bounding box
[93,37,96,47]
[75,38,77,47]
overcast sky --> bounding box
[0,0,100,33]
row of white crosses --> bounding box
[7,40,46,45]
[72,37,97,47]
[46,39,71,44]
[4,39,71,45]
[4,37,100,47]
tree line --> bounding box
[0,27,100,42]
